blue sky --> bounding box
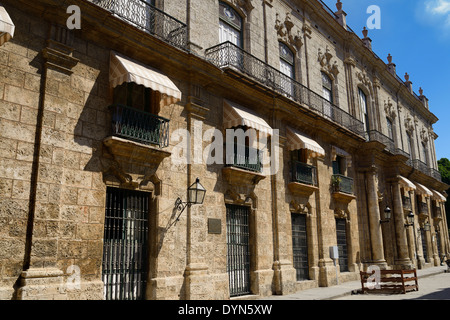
[322,0,450,160]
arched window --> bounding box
[358,88,369,132]
[219,2,242,47]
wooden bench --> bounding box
[360,269,419,294]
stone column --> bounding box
[391,181,412,268]
[366,167,387,267]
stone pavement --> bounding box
[261,266,449,300]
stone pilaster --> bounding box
[183,96,213,300]
[365,167,387,268]
[391,181,413,269]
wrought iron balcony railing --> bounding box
[405,159,442,182]
[205,42,365,137]
[433,206,442,221]
[292,161,317,186]
[109,104,170,148]
[225,144,263,173]
[332,174,354,195]
[402,196,412,211]
[366,130,395,153]
[418,202,429,216]
[429,168,442,182]
[412,159,429,175]
[93,0,187,50]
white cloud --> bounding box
[426,0,450,15]
[424,0,450,29]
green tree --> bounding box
[438,158,450,232]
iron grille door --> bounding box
[436,232,442,258]
[102,188,149,300]
[421,229,428,262]
[291,214,309,281]
[336,219,348,272]
[226,204,251,297]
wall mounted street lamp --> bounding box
[174,178,206,221]
[423,222,431,232]
[404,211,415,227]
[380,206,392,224]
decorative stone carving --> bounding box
[290,200,311,215]
[318,46,339,77]
[229,0,254,15]
[275,12,303,51]
[224,189,257,209]
[404,115,415,134]
[384,98,396,120]
[334,208,350,220]
[420,128,429,143]
[356,67,372,89]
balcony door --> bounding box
[279,42,294,97]
[219,2,242,47]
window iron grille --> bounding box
[226,204,251,297]
[102,188,150,300]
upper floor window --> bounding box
[279,43,294,78]
[358,88,369,132]
[280,43,295,96]
[386,118,394,140]
[422,142,429,165]
[219,2,242,47]
[407,132,414,158]
[322,72,333,103]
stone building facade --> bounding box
[0,0,448,300]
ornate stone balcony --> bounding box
[288,161,318,196]
[103,104,171,165]
[222,144,265,186]
[331,174,356,203]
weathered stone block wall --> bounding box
[0,4,46,299]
